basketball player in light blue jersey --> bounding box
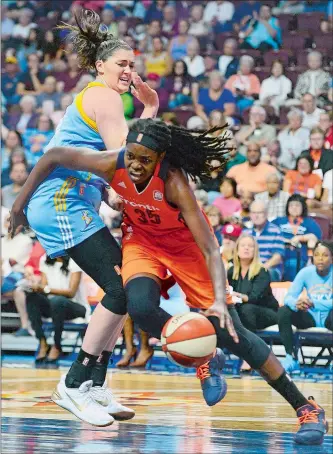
[11,9,159,426]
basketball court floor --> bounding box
[1,367,332,454]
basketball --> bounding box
[161,313,217,368]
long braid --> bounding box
[166,125,230,180]
[128,119,231,180]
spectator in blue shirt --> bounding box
[1,56,21,106]
[22,114,54,164]
[245,200,285,281]
[278,240,333,373]
[241,4,282,52]
[273,194,322,281]
[144,0,165,23]
[194,71,236,126]
[233,0,261,33]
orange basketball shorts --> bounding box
[121,225,229,310]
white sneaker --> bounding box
[51,375,114,427]
[90,381,135,421]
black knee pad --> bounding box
[125,277,160,322]
[101,285,127,315]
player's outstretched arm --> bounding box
[165,169,238,342]
[9,146,119,238]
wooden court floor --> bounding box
[1,367,332,454]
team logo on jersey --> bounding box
[81,210,93,228]
[153,190,163,201]
[79,183,85,195]
[118,181,127,188]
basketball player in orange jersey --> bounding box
[10,119,327,445]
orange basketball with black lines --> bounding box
[161,313,217,368]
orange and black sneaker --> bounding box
[196,348,228,407]
[295,396,328,445]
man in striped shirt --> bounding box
[245,201,285,281]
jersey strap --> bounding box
[75,81,106,133]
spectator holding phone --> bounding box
[278,241,333,373]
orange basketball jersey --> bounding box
[111,150,189,235]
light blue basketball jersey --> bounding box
[26,82,109,257]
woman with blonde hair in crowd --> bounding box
[228,234,279,333]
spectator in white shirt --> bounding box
[203,1,235,24]
[188,5,210,37]
[322,169,333,206]
[183,40,205,78]
[259,60,292,115]
[278,109,310,170]
[255,172,290,221]
[11,8,36,40]
[218,38,239,79]
[301,93,325,130]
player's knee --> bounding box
[99,274,127,315]
[125,277,160,325]
[101,288,127,315]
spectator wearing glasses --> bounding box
[278,241,333,374]
[273,194,322,281]
[223,136,246,174]
[283,155,322,202]
[245,201,285,282]
[300,128,333,179]
[228,234,279,332]
[205,205,224,246]
[235,106,276,154]
[255,172,289,221]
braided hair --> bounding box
[58,9,132,70]
[129,119,230,180]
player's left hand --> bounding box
[102,186,123,211]
[131,72,159,109]
[201,302,239,343]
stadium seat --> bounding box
[173,109,196,127]
[264,49,290,67]
[214,32,237,51]
[296,13,326,33]
[309,213,332,240]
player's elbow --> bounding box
[204,243,221,261]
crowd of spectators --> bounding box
[1,1,332,371]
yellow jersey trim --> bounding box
[75,81,105,133]
[54,177,77,212]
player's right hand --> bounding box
[8,208,28,239]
